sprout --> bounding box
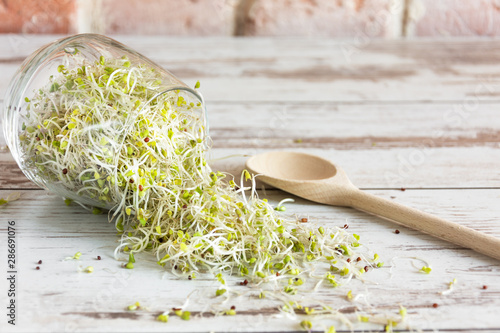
[304,307,315,315]
[0,192,21,207]
[128,252,135,263]
[399,305,407,317]
[19,51,381,313]
[127,302,140,311]
[440,278,458,295]
[358,315,369,322]
[180,311,190,321]
[300,320,312,330]
[275,198,294,211]
[420,266,432,274]
[215,289,226,297]
[157,314,168,322]
[225,309,236,316]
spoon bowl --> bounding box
[248,151,337,181]
[246,151,500,261]
[247,151,356,206]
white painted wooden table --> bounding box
[1,35,500,333]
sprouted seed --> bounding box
[420,266,432,274]
[67,252,81,260]
[399,306,407,318]
[20,52,379,308]
[180,311,190,321]
[157,314,169,322]
[300,320,313,330]
[215,289,226,297]
[225,309,236,316]
[0,192,21,207]
[127,302,141,311]
[440,278,457,295]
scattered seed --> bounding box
[401,188,406,191]
[138,185,143,191]
[395,229,400,234]
[97,256,101,260]
[230,305,236,310]
[356,257,361,262]
[347,258,351,263]
[482,285,488,290]
[343,224,349,229]
[129,179,134,183]
[300,218,308,223]
[36,266,40,270]
[432,303,438,308]
[364,266,369,272]
[38,260,42,264]
[144,137,150,142]
[62,168,68,174]
[188,275,192,280]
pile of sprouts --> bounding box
[19,52,382,300]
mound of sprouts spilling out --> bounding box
[19,52,382,301]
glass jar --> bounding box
[2,34,207,209]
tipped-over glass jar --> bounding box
[2,34,208,209]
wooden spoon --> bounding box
[246,151,500,261]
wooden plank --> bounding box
[207,101,500,143]
[3,100,500,146]
[2,100,500,189]
[210,147,500,189]
[1,37,500,102]
[0,189,499,332]
[2,146,500,190]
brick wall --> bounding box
[0,0,499,37]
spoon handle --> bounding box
[348,189,500,261]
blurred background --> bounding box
[0,0,498,38]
